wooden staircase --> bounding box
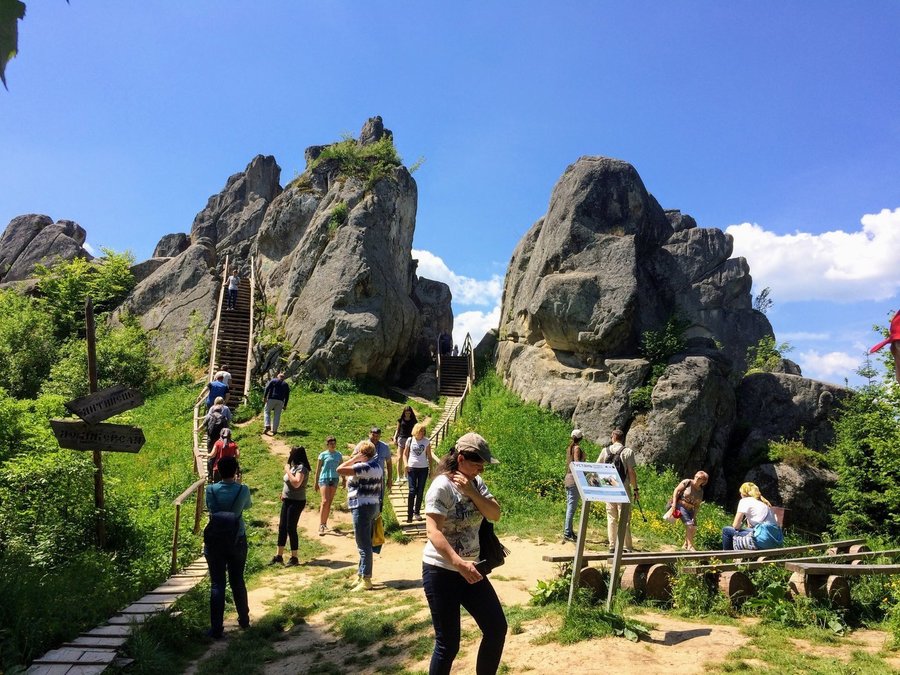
[438,356,469,396]
[213,277,252,401]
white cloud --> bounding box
[413,249,503,307]
[795,349,860,384]
[726,207,900,303]
[83,242,96,256]
[454,304,501,350]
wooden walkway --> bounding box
[27,557,208,674]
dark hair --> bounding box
[436,446,460,474]
[218,456,239,479]
[566,438,581,462]
[288,446,311,471]
[400,406,417,422]
[612,428,625,443]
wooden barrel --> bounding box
[825,575,851,608]
[718,571,754,606]
[578,566,607,599]
[644,564,673,601]
[620,564,651,597]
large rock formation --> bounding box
[495,156,848,500]
[117,118,451,383]
[0,214,92,282]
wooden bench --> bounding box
[785,561,900,608]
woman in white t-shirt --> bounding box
[422,432,506,675]
[722,482,778,549]
[403,422,434,522]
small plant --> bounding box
[629,316,689,411]
[767,438,828,469]
[628,384,653,412]
[745,335,793,374]
[327,202,349,237]
[530,564,573,606]
[324,378,358,395]
[307,135,404,187]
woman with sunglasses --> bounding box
[422,432,507,675]
[315,435,344,535]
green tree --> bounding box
[34,248,136,338]
[0,290,58,398]
[745,335,793,374]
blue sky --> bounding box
[2,2,899,385]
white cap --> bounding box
[571,429,583,440]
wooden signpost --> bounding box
[48,298,146,546]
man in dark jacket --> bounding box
[263,372,290,435]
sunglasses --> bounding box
[460,452,485,465]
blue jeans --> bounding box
[722,526,752,550]
[227,288,237,309]
[422,563,507,675]
[352,503,378,577]
[205,536,249,635]
[407,467,429,519]
[563,485,579,537]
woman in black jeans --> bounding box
[422,432,506,675]
[270,446,310,566]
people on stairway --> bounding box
[403,422,435,523]
[204,396,231,465]
[213,364,232,389]
[451,344,459,357]
[337,440,383,592]
[263,372,289,435]
[207,373,229,409]
[205,456,251,638]
[439,331,452,356]
[209,428,240,483]
[315,435,344,536]
[393,406,417,482]
[226,271,239,310]
[271,446,310,567]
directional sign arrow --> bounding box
[50,420,146,454]
[64,385,144,424]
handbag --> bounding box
[371,514,385,547]
[663,506,677,524]
[475,518,509,576]
[751,521,783,550]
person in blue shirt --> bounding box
[368,426,393,498]
[204,456,252,638]
[207,373,229,409]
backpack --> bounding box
[207,408,228,441]
[203,486,245,551]
[607,447,629,485]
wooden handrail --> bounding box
[244,256,256,398]
[170,477,207,574]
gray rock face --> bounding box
[253,158,420,381]
[115,243,218,359]
[629,355,736,499]
[153,233,190,258]
[412,275,453,365]
[190,155,282,267]
[0,214,92,282]
[734,373,848,470]
[130,258,170,285]
[744,462,837,532]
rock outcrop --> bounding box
[153,233,190,258]
[744,462,838,533]
[495,156,848,500]
[0,214,92,282]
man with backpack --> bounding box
[204,456,251,638]
[597,429,639,553]
[204,396,231,458]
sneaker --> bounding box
[415,514,424,521]
[319,524,327,536]
[406,516,413,523]
[563,533,577,542]
[351,577,373,592]
[206,628,223,640]
[263,426,270,434]
[287,557,300,567]
[238,619,250,630]
[269,555,283,565]
[608,547,615,553]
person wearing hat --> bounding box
[368,426,393,496]
[422,432,507,675]
[209,427,240,483]
[337,440,383,592]
[562,429,586,542]
[314,435,344,535]
[869,309,900,383]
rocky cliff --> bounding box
[0,214,92,284]
[495,156,847,507]
[116,117,450,382]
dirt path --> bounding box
[185,433,898,674]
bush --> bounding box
[628,384,653,412]
[745,335,793,374]
[0,290,59,398]
[307,135,403,188]
[767,438,828,468]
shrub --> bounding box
[628,384,653,412]
[0,290,59,398]
[767,438,828,468]
[327,202,349,238]
[745,335,793,374]
[307,135,403,187]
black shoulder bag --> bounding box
[475,518,510,576]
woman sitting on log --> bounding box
[722,482,783,550]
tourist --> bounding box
[562,429,585,542]
[226,271,239,310]
[368,426,393,498]
[869,309,900,383]
[422,432,507,675]
[209,428,239,483]
[263,372,290,435]
[393,405,417,482]
[213,364,232,389]
[722,482,782,550]
[203,397,231,473]
[206,373,229,409]
[204,456,251,638]
[596,429,639,552]
[271,446,310,566]
[669,470,709,551]
[403,422,435,522]
[315,435,344,535]
[337,440,383,592]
